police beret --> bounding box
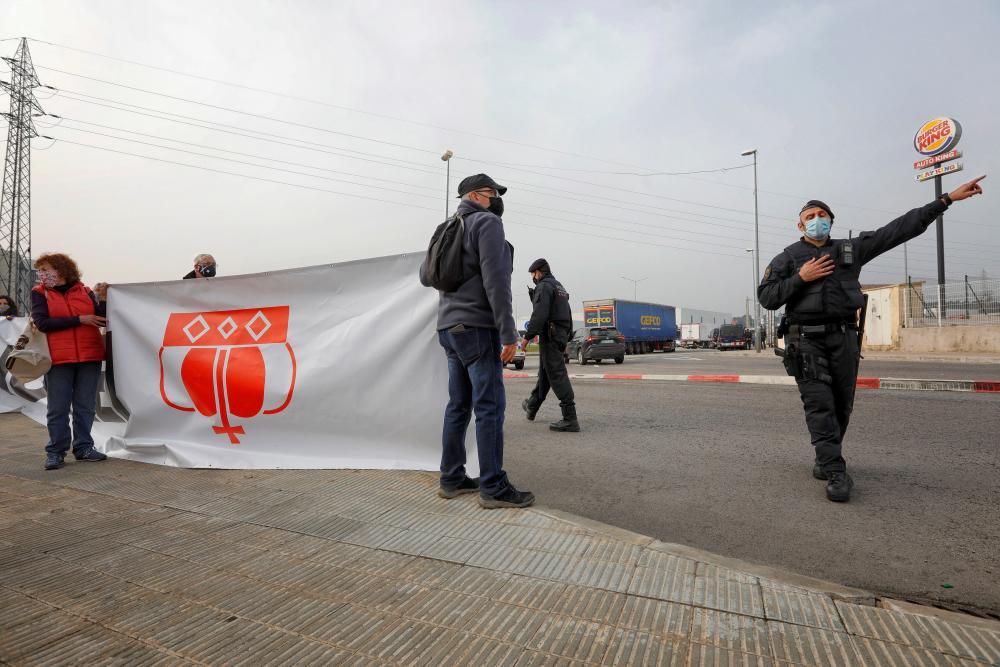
[800,200,835,220]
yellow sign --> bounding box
[640,315,661,326]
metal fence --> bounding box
[905,277,1000,328]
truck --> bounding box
[582,299,676,355]
[680,322,713,349]
[716,323,751,351]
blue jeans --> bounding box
[44,362,102,457]
[437,326,509,496]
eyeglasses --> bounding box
[473,189,497,198]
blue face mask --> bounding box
[804,216,831,240]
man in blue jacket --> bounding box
[419,174,535,509]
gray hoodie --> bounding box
[419,199,518,345]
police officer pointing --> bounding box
[522,258,579,432]
[759,175,985,502]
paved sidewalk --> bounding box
[2,415,998,666]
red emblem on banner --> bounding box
[158,306,296,443]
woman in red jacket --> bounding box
[31,253,109,470]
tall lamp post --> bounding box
[441,149,454,218]
[741,148,762,352]
[745,249,756,344]
[621,275,647,301]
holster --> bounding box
[781,340,802,378]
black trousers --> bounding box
[528,340,575,409]
[791,330,859,473]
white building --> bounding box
[675,307,733,329]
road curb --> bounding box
[503,372,1000,393]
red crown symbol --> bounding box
[158,306,296,444]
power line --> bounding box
[27,37,672,170]
[48,124,763,252]
[46,110,999,262]
[55,90,441,174]
[39,66,441,156]
[38,73,798,222]
[30,38,991,230]
[47,138,749,259]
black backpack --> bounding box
[424,213,466,292]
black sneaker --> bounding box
[812,463,829,481]
[44,455,64,471]
[826,472,854,502]
[479,485,535,509]
[74,449,108,462]
[522,399,539,421]
[438,476,479,499]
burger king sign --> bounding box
[913,117,962,157]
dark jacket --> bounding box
[419,199,518,345]
[758,199,948,323]
[183,270,197,280]
[525,274,572,341]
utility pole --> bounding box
[0,38,43,314]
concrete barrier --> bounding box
[900,324,1000,353]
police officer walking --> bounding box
[521,258,579,432]
[758,175,985,502]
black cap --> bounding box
[528,258,549,273]
[457,173,507,197]
[799,200,835,221]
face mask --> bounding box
[804,216,831,240]
[488,196,504,217]
[37,269,59,288]
[199,264,217,278]
[532,275,540,285]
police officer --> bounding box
[521,258,579,432]
[758,175,985,502]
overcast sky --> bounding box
[2,0,998,322]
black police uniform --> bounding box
[524,272,576,426]
[758,198,950,486]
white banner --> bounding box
[103,253,462,471]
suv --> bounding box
[566,327,626,365]
[504,330,526,370]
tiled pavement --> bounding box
[2,414,999,666]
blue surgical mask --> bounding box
[804,216,831,240]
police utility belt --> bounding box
[786,322,857,337]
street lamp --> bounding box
[745,248,756,346]
[621,275,647,301]
[741,148,761,352]
[441,149,454,218]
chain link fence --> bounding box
[905,278,1000,327]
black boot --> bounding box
[826,471,854,502]
[549,405,580,432]
[812,462,829,480]
[522,398,539,421]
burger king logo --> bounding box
[913,117,962,157]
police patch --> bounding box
[764,266,772,280]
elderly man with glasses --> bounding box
[420,173,535,509]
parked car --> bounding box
[565,327,626,365]
[504,331,526,370]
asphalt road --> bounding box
[513,348,1000,380]
[503,378,1000,614]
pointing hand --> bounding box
[949,175,985,202]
